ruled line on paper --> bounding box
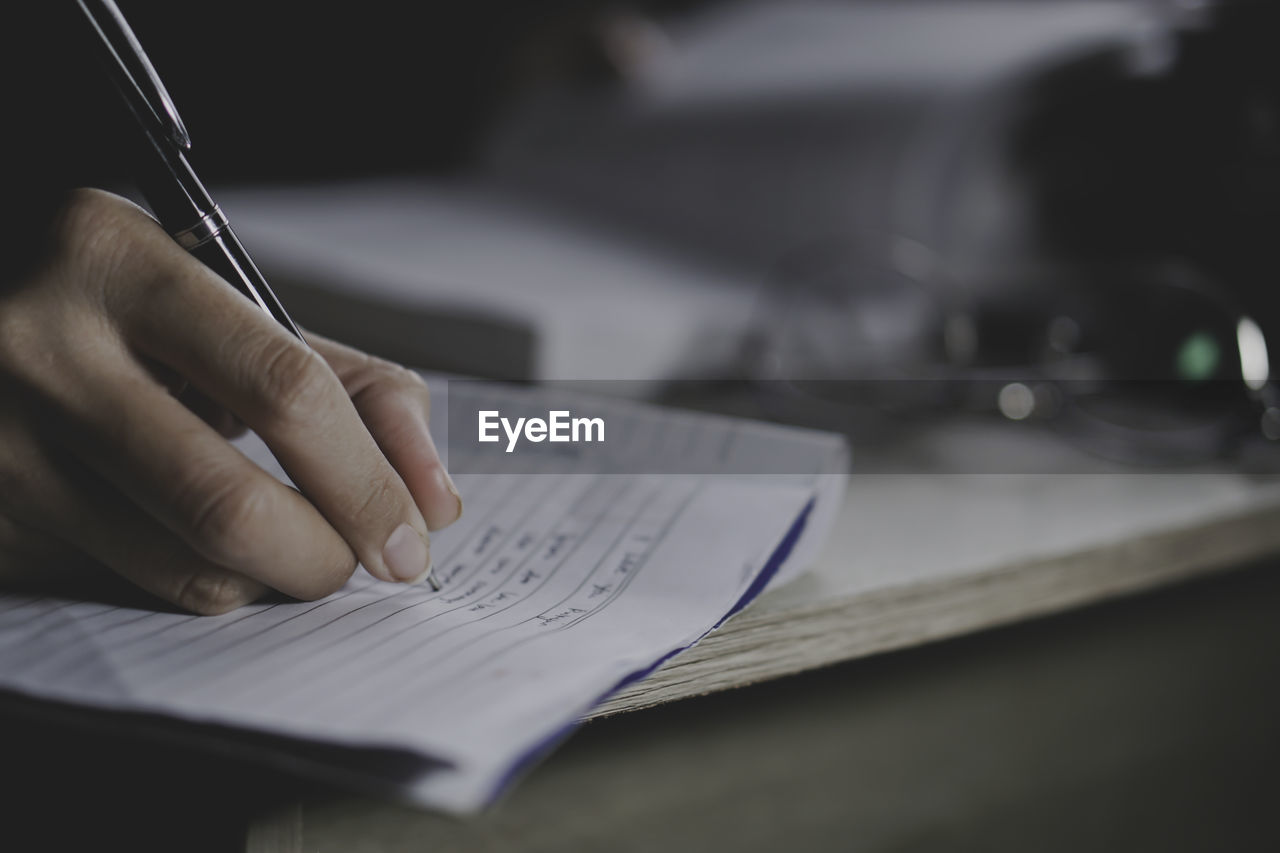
[156,474,595,703]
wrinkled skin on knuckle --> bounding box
[346,356,429,410]
[253,338,336,427]
[349,470,403,535]
[176,570,256,616]
[3,188,121,301]
[346,362,432,459]
[0,190,153,377]
[46,189,205,337]
[47,190,151,297]
[384,361,429,397]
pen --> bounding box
[72,0,444,592]
[73,0,306,342]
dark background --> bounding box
[17,2,1279,324]
[19,1,708,185]
[6,0,1280,420]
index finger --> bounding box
[117,227,434,585]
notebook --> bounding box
[0,378,847,812]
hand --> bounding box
[0,189,462,614]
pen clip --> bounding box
[76,0,191,151]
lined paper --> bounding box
[0,380,847,811]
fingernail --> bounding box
[437,467,463,522]
[383,523,430,582]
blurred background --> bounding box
[9,5,1280,849]
[45,0,1280,467]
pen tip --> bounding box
[426,568,442,592]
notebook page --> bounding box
[0,381,847,811]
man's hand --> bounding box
[0,189,461,614]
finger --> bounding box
[41,348,357,601]
[179,385,247,439]
[0,427,266,614]
[113,223,434,584]
[310,335,462,531]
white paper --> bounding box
[0,381,847,811]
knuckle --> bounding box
[50,189,118,244]
[387,362,428,393]
[44,189,173,322]
[1,191,144,371]
[254,339,336,425]
[49,189,143,279]
[176,571,255,616]
[392,366,429,407]
[349,359,429,406]
[177,469,268,568]
[351,473,404,530]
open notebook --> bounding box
[0,379,847,812]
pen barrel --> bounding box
[77,0,307,346]
[188,226,306,342]
[129,137,307,345]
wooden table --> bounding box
[245,559,1280,852]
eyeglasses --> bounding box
[740,233,1280,466]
